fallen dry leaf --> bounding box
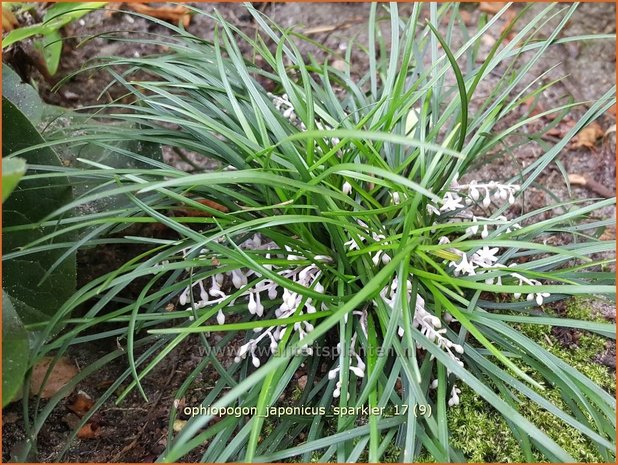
[77,422,101,439]
[30,357,78,399]
[568,173,614,198]
[67,390,94,417]
[545,118,576,138]
[459,10,474,27]
[522,95,544,118]
[600,226,616,241]
[571,122,604,150]
[127,3,191,27]
[173,419,187,433]
[175,198,229,217]
[2,6,18,32]
[479,2,508,15]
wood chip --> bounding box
[568,174,614,198]
[302,17,364,35]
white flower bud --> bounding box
[350,366,365,378]
[342,181,352,195]
[231,270,246,289]
[179,288,189,306]
[248,293,257,314]
[252,356,261,368]
[216,310,225,325]
[453,344,464,354]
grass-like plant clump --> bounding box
[4,2,616,462]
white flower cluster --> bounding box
[427,175,521,216]
[234,261,325,368]
[380,276,464,368]
[426,175,551,305]
[430,380,462,407]
[342,220,392,266]
[177,236,329,368]
[328,332,366,399]
[269,92,301,125]
[268,92,341,146]
[448,385,461,407]
[439,236,550,305]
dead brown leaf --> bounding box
[127,3,191,27]
[545,118,576,138]
[175,198,229,217]
[479,2,508,15]
[600,226,616,241]
[571,122,604,150]
[77,422,101,439]
[522,95,544,118]
[30,357,78,399]
[2,6,18,32]
[459,10,474,27]
[67,390,94,417]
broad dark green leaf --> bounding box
[2,292,29,407]
[2,157,26,202]
[2,97,76,325]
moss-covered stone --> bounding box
[439,297,615,463]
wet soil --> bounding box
[2,2,616,463]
